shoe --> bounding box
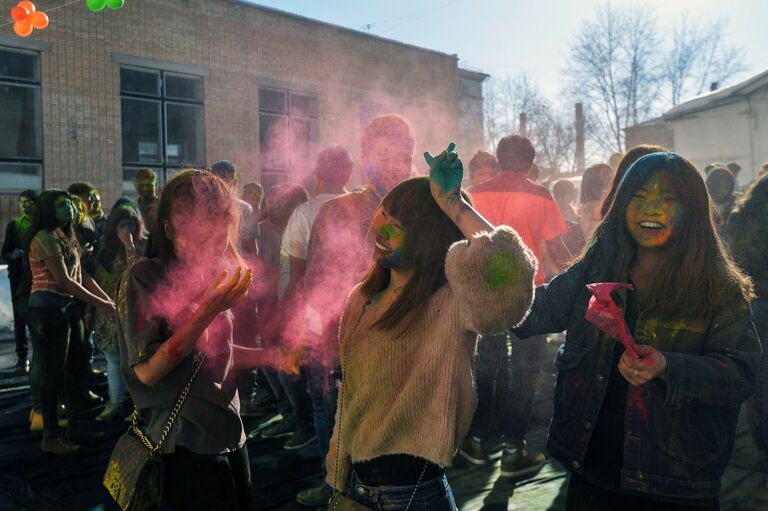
[96,403,130,422]
[89,366,107,380]
[261,418,296,439]
[29,409,43,432]
[500,442,546,478]
[41,432,81,455]
[72,391,104,412]
[296,483,333,507]
[459,436,491,465]
[284,426,316,450]
[14,358,29,374]
[239,400,271,418]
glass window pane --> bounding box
[290,93,318,117]
[165,103,204,166]
[259,113,289,171]
[0,84,41,159]
[120,67,160,96]
[0,49,39,82]
[0,162,41,192]
[259,88,287,113]
[289,117,313,173]
[165,74,203,101]
[121,97,161,164]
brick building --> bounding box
[0,0,486,238]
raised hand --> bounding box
[424,142,464,207]
[200,267,253,316]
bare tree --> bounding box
[563,2,661,154]
[664,17,747,105]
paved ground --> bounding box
[0,337,766,510]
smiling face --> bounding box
[371,206,408,269]
[625,173,682,250]
[54,196,75,225]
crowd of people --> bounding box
[3,112,768,511]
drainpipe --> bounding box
[745,94,757,182]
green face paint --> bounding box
[625,173,681,250]
[371,207,408,269]
[19,197,35,218]
[54,196,75,225]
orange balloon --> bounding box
[17,1,36,13]
[13,20,33,38]
[11,5,30,22]
[30,11,48,29]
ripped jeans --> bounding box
[348,469,456,511]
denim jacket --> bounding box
[515,261,762,500]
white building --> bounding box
[626,69,768,185]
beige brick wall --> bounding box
[0,0,465,241]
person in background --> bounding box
[133,168,159,232]
[705,166,737,230]
[467,150,499,187]
[608,152,623,171]
[68,182,107,240]
[3,190,38,373]
[578,163,613,240]
[295,114,417,504]
[242,182,264,254]
[600,145,668,218]
[462,134,569,479]
[25,190,116,454]
[726,174,768,473]
[89,204,145,422]
[552,179,579,224]
[727,162,743,192]
[274,145,354,506]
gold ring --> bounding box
[633,369,639,377]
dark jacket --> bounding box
[2,217,29,280]
[515,261,761,500]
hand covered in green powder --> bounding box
[424,143,464,208]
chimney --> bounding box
[710,82,719,92]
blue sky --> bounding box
[250,0,767,99]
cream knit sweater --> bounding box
[327,225,537,489]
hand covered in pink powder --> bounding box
[200,267,253,316]
[618,344,668,386]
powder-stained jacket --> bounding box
[516,261,761,500]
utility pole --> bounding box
[575,102,585,173]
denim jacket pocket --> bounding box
[654,401,729,467]
[552,343,589,421]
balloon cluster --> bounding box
[86,0,125,11]
[11,1,48,38]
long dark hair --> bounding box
[145,169,241,267]
[96,205,143,272]
[359,177,470,332]
[600,144,668,217]
[581,152,753,318]
[23,189,78,255]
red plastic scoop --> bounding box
[585,282,639,359]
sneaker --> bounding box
[500,443,546,478]
[296,483,333,507]
[96,403,130,422]
[284,426,316,450]
[41,432,81,455]
[14,358,29,374]
[459,436,491,465]
[261,418,296,439]
[29,409,43,432]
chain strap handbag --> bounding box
[103,354,205,511]
[328,301,426,511]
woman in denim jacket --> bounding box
[516,152,760,510]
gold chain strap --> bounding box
[129,354,205,454]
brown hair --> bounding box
[361,114,415,157]
[496,135,535,173]
[583,152,753,318]
[359,177,470,332]
[600,144,667,217]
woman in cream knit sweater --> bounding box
[326,144,537,510]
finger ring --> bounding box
[633,369,639,377]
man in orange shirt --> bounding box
[460,135,570,478]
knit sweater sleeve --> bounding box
[445,225,536,335]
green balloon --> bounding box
[86,0,106,12]
[106,0,124,9]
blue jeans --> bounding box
[307,362,338,468]
[348,469,456,511]
[104,346,129,406]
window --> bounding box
[0,47,42,191]
[259,88,318,189]
[120,67,204,193]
